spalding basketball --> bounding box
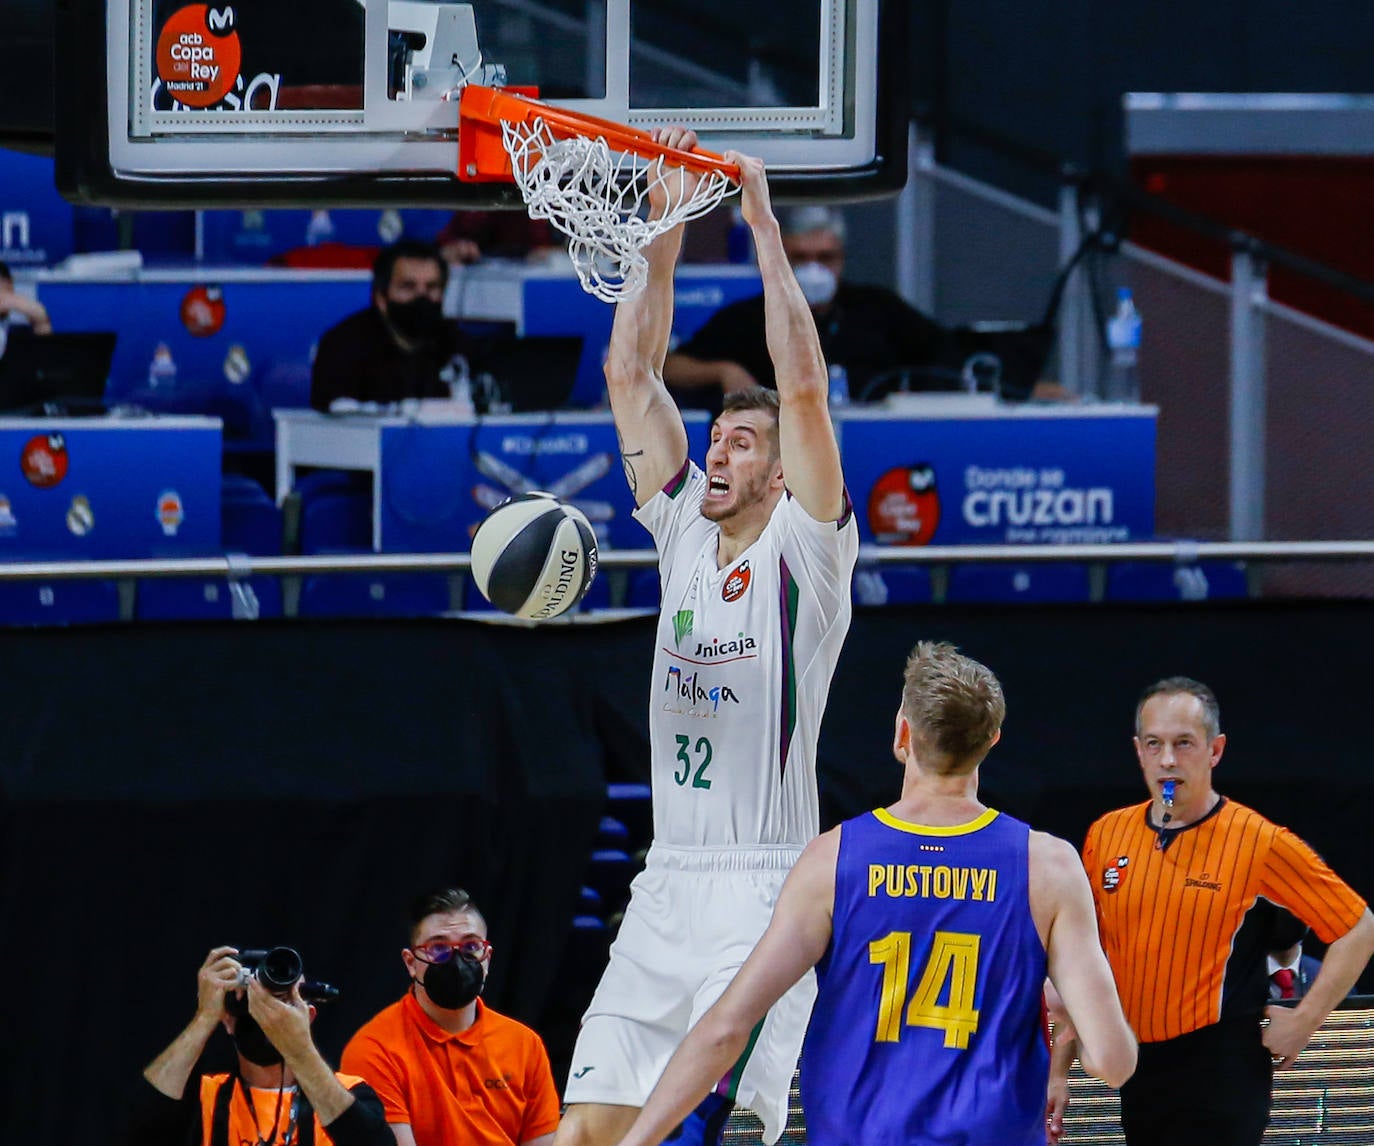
[471,493,598,620]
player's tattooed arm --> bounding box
[617,427,645,498]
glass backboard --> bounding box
[55,0,907,207]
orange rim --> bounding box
[457,84,741,184]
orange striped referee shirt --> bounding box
[1083,797,1367,1044]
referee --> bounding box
[1075,677,1374,1146]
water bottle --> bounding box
[1105,286,1142,402]
[441,353,475,416]
[305,209,336,247]
[827,363,850,407]
[148,342,178,390]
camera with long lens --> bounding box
[226,946,341,1014]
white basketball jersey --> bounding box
[634,461,859,849]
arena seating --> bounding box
[299,491,373,555]
[0,578,122,626]
[1105,561,1250,602]
[138,476,286,621]
[946,562,1093,604]
[136,576,283,621]
[297,571,453,618]
[853,565,934,606]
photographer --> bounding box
[129,946,392,1146]
[342,888,560,1146]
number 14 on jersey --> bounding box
[869,930,982,1049]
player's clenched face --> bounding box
[702,410,783,523]
[1133,692,1225,819]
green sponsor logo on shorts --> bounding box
[673,609,694,647]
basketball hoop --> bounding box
[458,85,740,303]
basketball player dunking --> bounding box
[612,642,1139,1146]
[552,134,858,1146]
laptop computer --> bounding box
[0,331,118,414]
[468,335,585,413]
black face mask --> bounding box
[416,952,485,1010]
[386,297,445,341]
[232,1012,284,1068]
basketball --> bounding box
[471,493,598,620]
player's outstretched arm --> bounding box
[603,128,703,507]
[615,831,840,1146]
[724,150,844,524]
[1032,833,1137,1089]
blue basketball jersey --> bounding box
[800,808,1049,1146]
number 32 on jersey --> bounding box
[673,734,713,789]
[869,930,981,1049]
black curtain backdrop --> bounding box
[2,602,1372,1146]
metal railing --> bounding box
[4,539,1374,583]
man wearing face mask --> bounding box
[129,945,392,1146]
[341,888,560,1146]
[663,206,945,413]
[309,240,470,412]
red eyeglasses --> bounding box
[411,936,492,964]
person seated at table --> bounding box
[437,211,563,266]
[662,206,945,413]
[310,240,471,412]
[0,261,52,360]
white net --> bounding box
[501,116,737,302]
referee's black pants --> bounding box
[1119,1017,1273,1146]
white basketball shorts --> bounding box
[563,843,815,1146]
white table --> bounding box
[274,407,450,550]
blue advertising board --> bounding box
[38,276,372,444]
[838,407,1156,546]
[522,268,762,407]
[199,208,454,264]
[0,149,75,269]
[379,412,712,553]
[0,418,221,559]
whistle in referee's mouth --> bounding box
[1161,779,1176,810]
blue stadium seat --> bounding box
[562,915,613,979]
[853,565,934,606]
[596,815,631,849]
[300,492,372,554]
[297,573,451,618]
[578,886,604,917]
[293,470,366,506]
[627,569,660,608]
[945,563,1091,604]
[580,573,612,611]
[222,473,274,504]
[223,499,284,556]
[605,783,652,850]
[258,362,314,411]
[1106,561,1249,603]
[0,580,121,626]
[137,577,283,621]
[461,576,500,613]
[125,379,264,441]
[583,849,637,913]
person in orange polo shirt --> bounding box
[131,945,392,1146]
[1066,677,1374,1146]
[342,888,560,1146]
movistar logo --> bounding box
[672,610,694,647]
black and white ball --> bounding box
[471,493,598,619]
